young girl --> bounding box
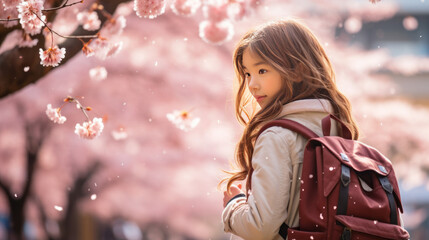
[220,19,359,239]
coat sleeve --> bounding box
[222,128,294,239]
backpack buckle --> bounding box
[340,153,349,162]
[341,165,351,186]
[379,176,393,193]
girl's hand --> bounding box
[223,184,244,208]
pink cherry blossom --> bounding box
[45,104,67,124]
[21,16,46,35]
[171,0,201,17]
[134,0,166,19]
[202,0,229,22]
[39,46,66,67]
[18,33,38,48]
[89,66,108,82]
[199,20,234,44]
[17,0,44,21]
[88,36,110,59]
[90,39,123,60]
[166,110,200,132]
[100,15,127,37]
[89,36,109,50]
[369,0,381,3]
[17,0,46,35]
[75,117,104,140]
[77,11,101,31]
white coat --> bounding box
[222,99,336,240]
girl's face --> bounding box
[242,48,283,109]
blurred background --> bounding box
[0,0,428,239]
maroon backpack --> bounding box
[258,114,410,240]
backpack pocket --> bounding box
[335,215,410,240]
[287,228,326,240]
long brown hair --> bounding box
[221,19,359,194]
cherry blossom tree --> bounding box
[0,0,129,98]
[0,0,264,99]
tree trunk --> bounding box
[8,198,25,240]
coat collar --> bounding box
[276,99,333,119]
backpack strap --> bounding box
[378,176,399,225]
[322,114,353,139]
[258,119,319,140]
[278,222,289,239]
[336,165,351,223]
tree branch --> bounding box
[0,0,130,99]
[44,0,84,12]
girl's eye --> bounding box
[244,73,250,78]
[259,69,267,74]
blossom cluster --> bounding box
[79,13,126,81]
[100,15,127,37]
[46,104,66,124]
[166,110,200,132]
[75,117,104,140]
[199,0,255,45]
[134,0,166,19]
[0,1,127,69]
[16,0,46,35]
[77,11,101,31]
[39,46,66,67]
[131,0,261,45]
[46,97,104,140]
[88,38,123,60]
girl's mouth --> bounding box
[255,96,266,102]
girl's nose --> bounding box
[248,77,259,90]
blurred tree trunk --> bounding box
[0,117,50,240]
[60,161,101,240]
[32,161,103,240]
[0,0,130,99]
